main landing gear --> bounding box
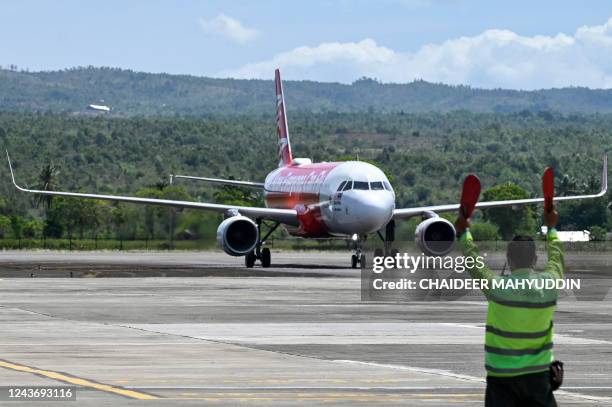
[375,220,398,258]
[245,219,280,268]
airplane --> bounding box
[6,69,609,268]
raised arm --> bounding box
[542,207,565,280]
[455,210,495,288]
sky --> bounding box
[2,0,612,89]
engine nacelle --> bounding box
[216,216,259,256]
[415,217,456,256]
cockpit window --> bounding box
[383,181,392,191]
[370,181,384,190]
[337,181,347,192]
[353,181,369,190]
[342,181,353,191]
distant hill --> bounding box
[2,66,612,115]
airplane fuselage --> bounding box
[264,161,395,237]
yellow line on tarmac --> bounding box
[0,359,158,400]
[167,392,482,402]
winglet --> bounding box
[601,155,608,196]
[6,150,17,188]
[6,150,27,192]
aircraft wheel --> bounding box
[261,248,271,268]
[351,255,358,268]
[359,254,366,268]
[245,251,256,268]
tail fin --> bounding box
[275,68,293,167]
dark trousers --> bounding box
[485,371,557,407]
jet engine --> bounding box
[216,216,259,256]
[415,217,456,256]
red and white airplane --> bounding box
[7,69,608,268]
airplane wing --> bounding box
[171,174,265,189]
[393,156,608,220]
[7,153,298,226]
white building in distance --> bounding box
[541,226,590,242]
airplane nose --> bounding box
[345,192,394,233]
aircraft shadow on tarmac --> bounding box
[0,262,352,278]
[269,263,348,270]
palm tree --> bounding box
[558,174,580,196]
[33,162,60,242]
[585,175,599,194]
[152,178,169,191]
[35,162,60,210]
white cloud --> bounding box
[224,17,612,89]
[198,14,259,44]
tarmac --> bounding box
[0,250,611,406]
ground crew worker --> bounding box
[455,206,563,407]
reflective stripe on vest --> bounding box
[486,322,553,339]
[485,292,556,377]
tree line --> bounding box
[3,66,612,115]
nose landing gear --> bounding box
[245,219,279,268]
[350,234,367,269]
[351,252,366,268]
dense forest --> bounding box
[4,66,612,115]
[0,109,609,246]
